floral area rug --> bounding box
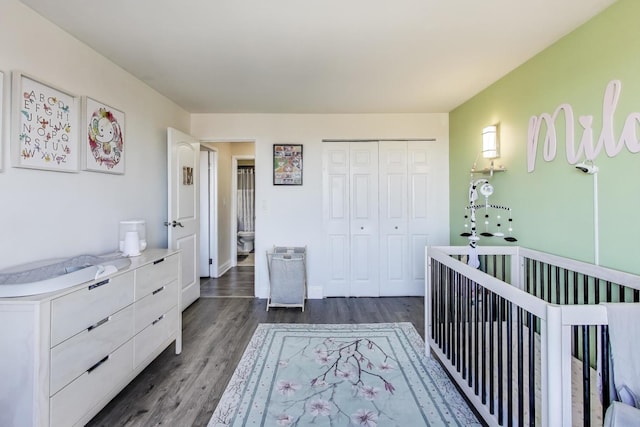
[208,323,480,426]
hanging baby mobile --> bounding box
[461,178,517,268]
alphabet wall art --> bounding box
[527,80,640,172]
[11,72,80,172]
[83,97,125,174]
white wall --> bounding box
[0,1,190,269]
[191,113,450,298]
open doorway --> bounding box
[231,155,255,268]
[199,141,256,298]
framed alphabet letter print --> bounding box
[11,72,80,172]
[83,97,125,174]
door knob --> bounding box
[164,220,184,228]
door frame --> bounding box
[231,154,256,267]
[199,148,219,277]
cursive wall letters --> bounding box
[527,80,640,172]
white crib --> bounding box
[425,246,640,427]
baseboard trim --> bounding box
[217,261,232,277]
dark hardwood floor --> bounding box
[87,296,425,426]
[200,266,254,298]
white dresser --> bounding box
[0,249,182,427]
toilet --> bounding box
[237,231,255,253]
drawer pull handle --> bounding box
[152,314,165,326]
[87,316,111,332]
[153,258,165,265]
[152,286,166,295]
[89,279,110,290]
[87,355,109,374]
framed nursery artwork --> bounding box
[83,97,125,174]
[273,144,303,185]
[11,71,80,172]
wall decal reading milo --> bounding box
[527,80,640,172]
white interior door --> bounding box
[199,151,210,277]
[379,141,409,296]
[198,150,218,278]
[322,143,350,297]
[349,142,379,297]
[167,127,200,310]
[407,141,433,294]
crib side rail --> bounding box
[519,247,640,293]
[426,247,619,427]
[426,247,550,427]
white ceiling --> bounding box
[20,0,616,113]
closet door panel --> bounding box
[379,141,409,296]
[322,143,350,297]
[408,141,435,295]
[349,142,378,297]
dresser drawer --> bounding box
[50,339,133,427]
[135,254,179,299]
[51,271,134,346]
[134,306,179,368]
[134,279,178,334]
[50,304,134,396]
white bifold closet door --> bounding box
[379,141,431,296]
[323,140,436,297]
[323,141,379,297]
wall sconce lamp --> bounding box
[472,124,505,176]
[482,125,499,159]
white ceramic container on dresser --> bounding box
[0,249,182,427]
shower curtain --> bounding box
[237,167,255,232]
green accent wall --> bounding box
[449,0,640,274]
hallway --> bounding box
[200,265,254,298]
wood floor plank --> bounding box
[87,296,424,427]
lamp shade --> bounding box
[482,125,499,159]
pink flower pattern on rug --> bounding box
[208,323,481,426]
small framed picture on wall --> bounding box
[273,144,303,185]
[11,71,80,172]
[83,96,125,174]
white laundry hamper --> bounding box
[266,246,307,311]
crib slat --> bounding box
[601,325,610,421]
[528,312,536,427]
[489,291,495,415]
[481,288,487,405]
[525,258,531,294]
[582,325,591,427]
[507,303,513,427]
[573,272,579,355]
[553,267,560,304]
[456,271,461,373]
[546,263,551,302]
[497,296,504,425]
[462,276,468,381]
[474,281,479,396]
[517,308,524,426]
[564,269,569,305]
